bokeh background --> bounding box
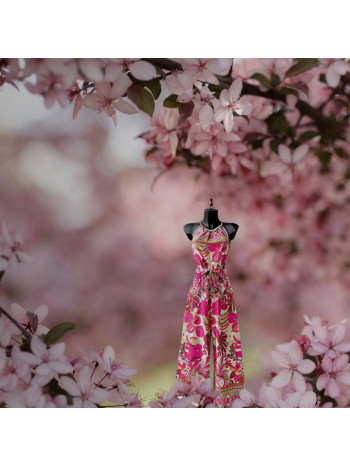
[1,76,349,405]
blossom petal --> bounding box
[316,373,329,391]
[292,371,306,392]
[299,391,316,408]
[60,376,81,397]
[278,144,292,163]
[333,353,349,372]
[229,78,243,102]
[270,371,292,388]
[110,74,132,99]
[297,359,315,374]
[289,340,303,365]
[102,346,115,368]
[129,61,157,81]
[49,342,65,360]
[327,379,340,398]
[199,104,214,131]
[114,99,138,115]
[326,65,340,87]
[30,335,47,357]
[50,360,74,374]
[234,100,253,115]
[292,144,309,163]
[332,324,346,344]
[337,372,350,386]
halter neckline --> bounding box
[200,222,223,231]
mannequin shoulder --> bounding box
[222,223,239,241]
[183,222,200,240]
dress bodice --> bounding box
[192,223,230,273]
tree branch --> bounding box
[0,306,32,341]
[142,58,183,72]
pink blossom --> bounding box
[2,383,46,408]
[83,76,137,126]
[165,72,194,103]
[214,78,253,132]
[20,335,73,385]
[25,71,71,109]
[231,384,267,407]
[60,365,109,407]
[326,59,350,88]
[0,345,32,391]
[0,221,34,273]
[97,345,137,381]
[261,144,309,183]
[316,354,350,398]
[308,324,350,358]
[270,339,316,389]
[182,58,232,85]
[191,123,241,160]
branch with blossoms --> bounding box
[1,57,350,184]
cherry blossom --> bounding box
[97,345,137,381]
[270,339,316,389]
[0,221,34,272]
[261,144,309,183]
[83,76,138,126]
[316,354,350,398]
[325,59,350,88]
[213,78,253,132]
[191,123,241,160]
[308,324,350,358]
[182,58,232,85]
[60,365,109,408]
[20,335,73,385]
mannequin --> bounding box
[183,199,239,242]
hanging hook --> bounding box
[210,198,213,209]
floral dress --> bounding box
[176,222,245,407]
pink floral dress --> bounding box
[176,222,245,407]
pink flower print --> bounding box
[184,312,194,323]
[198,301,209,317]
[195,326,205,337]
[185,344,204,370]
[316,354,350,398]
[186,323,195,333]
[270,340,316,389]
[228,312,238,324]
[208,243,221,253]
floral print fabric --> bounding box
[176,222,245,408]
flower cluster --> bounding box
[232,315,350,408]
[149,374,220,408]
[1,58,350,183]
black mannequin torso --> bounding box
[183,206,239,242]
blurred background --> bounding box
[1,79,349,405]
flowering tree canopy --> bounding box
[2,57,349,179]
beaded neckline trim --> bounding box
[200,222,223,231]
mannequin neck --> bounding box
[201,209,220,229]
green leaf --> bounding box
[290,81,309,98]
[163,93,180,108]
[146,79,162,100]
[315,149,332,167]
[299,131,319,141]
[334,147,347,158]
[279,86,299,97]
[126,84,155,117]
[250,73,272,89]
[43,322,75,346]
[270,73,281,87]
[285,58,321,78]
